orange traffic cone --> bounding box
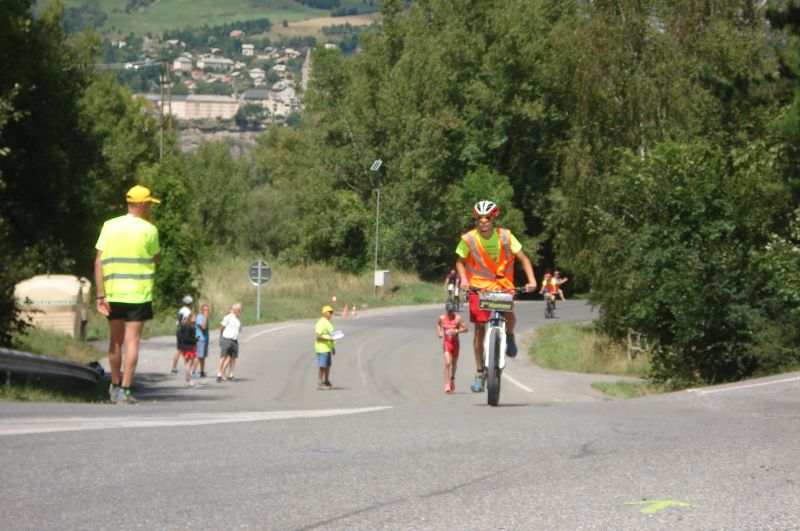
[351,305,357,317]
[342,304,348,317]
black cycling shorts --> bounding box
[107,301,154,322]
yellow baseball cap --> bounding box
[322,305,334,314]
[126,185,161,204]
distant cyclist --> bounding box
[540,271,559,299]
[444,269,459,302]
[436,301,468,393]
[455,200,537,393]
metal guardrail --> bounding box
[0,348,102,384]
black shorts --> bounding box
[107,301,153,322]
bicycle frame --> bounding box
[484,310,508,371]
[474,289,520,405]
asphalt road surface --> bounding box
[1,300,799,530]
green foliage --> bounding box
[234,103,267,129]
[576,142,787,385]
[139,154,202,310]
[63,0,107,33]
[0,1,96,345]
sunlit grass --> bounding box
[530,322,650,376]
[529,321,662,398]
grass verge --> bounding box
[529,321,662,398]
[0,374,109,403]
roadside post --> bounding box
[248,260,271,320]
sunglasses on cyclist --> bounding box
[476,216,495,223]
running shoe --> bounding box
[109,384,121,403]
[323,380,332,389]
[216,375,222,383]
[506,334,518,357]
[185,380,195,387]
[317,381,326,390]
[200,372,207,378]
[470,374,485,393]
[118,389,138,405]
[228,375,235,382]
[170,368,178,375]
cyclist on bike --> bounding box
[540,271,559,299]
[455,200,537,393]
[436,301,468,393]
[444,269,459,302]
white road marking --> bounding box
[242,324,301,343]
[688,375,800,395]
[0,406,392,436]
[503,372,535,393]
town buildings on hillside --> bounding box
[140,41,312,124]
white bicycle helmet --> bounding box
[473,200,500,218]
[182,295,193,305]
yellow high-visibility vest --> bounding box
[95,214,160,303]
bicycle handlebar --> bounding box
[467,286,528,295]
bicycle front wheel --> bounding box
[486,327,502,406]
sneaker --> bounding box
[323,380,332,389]
[118,389,138,405]
[185,380,195,387]
[506,334,518,358]
[170,368,179,375]
[470,374,485,393]
[109,384,121,403]
[227,375,235,382]
[216,375,222,383]
[200,372,207,378]
[317,381,326,390]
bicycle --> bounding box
[446,282,462,311]
[543,290,556,319]
[473,287,525,406]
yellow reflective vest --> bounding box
[95,214,160,303]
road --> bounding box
[0,300,798,530]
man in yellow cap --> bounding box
[94,185,161,404]
[314,305,336,389]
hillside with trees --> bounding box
[4,0,800,387]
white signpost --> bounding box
[248,260,271,319]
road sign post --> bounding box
[248,260,271,320]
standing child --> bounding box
[436,301,468,393]
[177,312,198,387]
[315,305,336,389]
[192,304,210,377]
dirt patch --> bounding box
[288,13,380,30]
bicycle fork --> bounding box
[483,316,508,371]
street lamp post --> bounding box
[371,159,383,296]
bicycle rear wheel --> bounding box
[486,327,502,406]
[545,300,554,319]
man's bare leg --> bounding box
[121,321,144,388]
[107,319,125,385]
